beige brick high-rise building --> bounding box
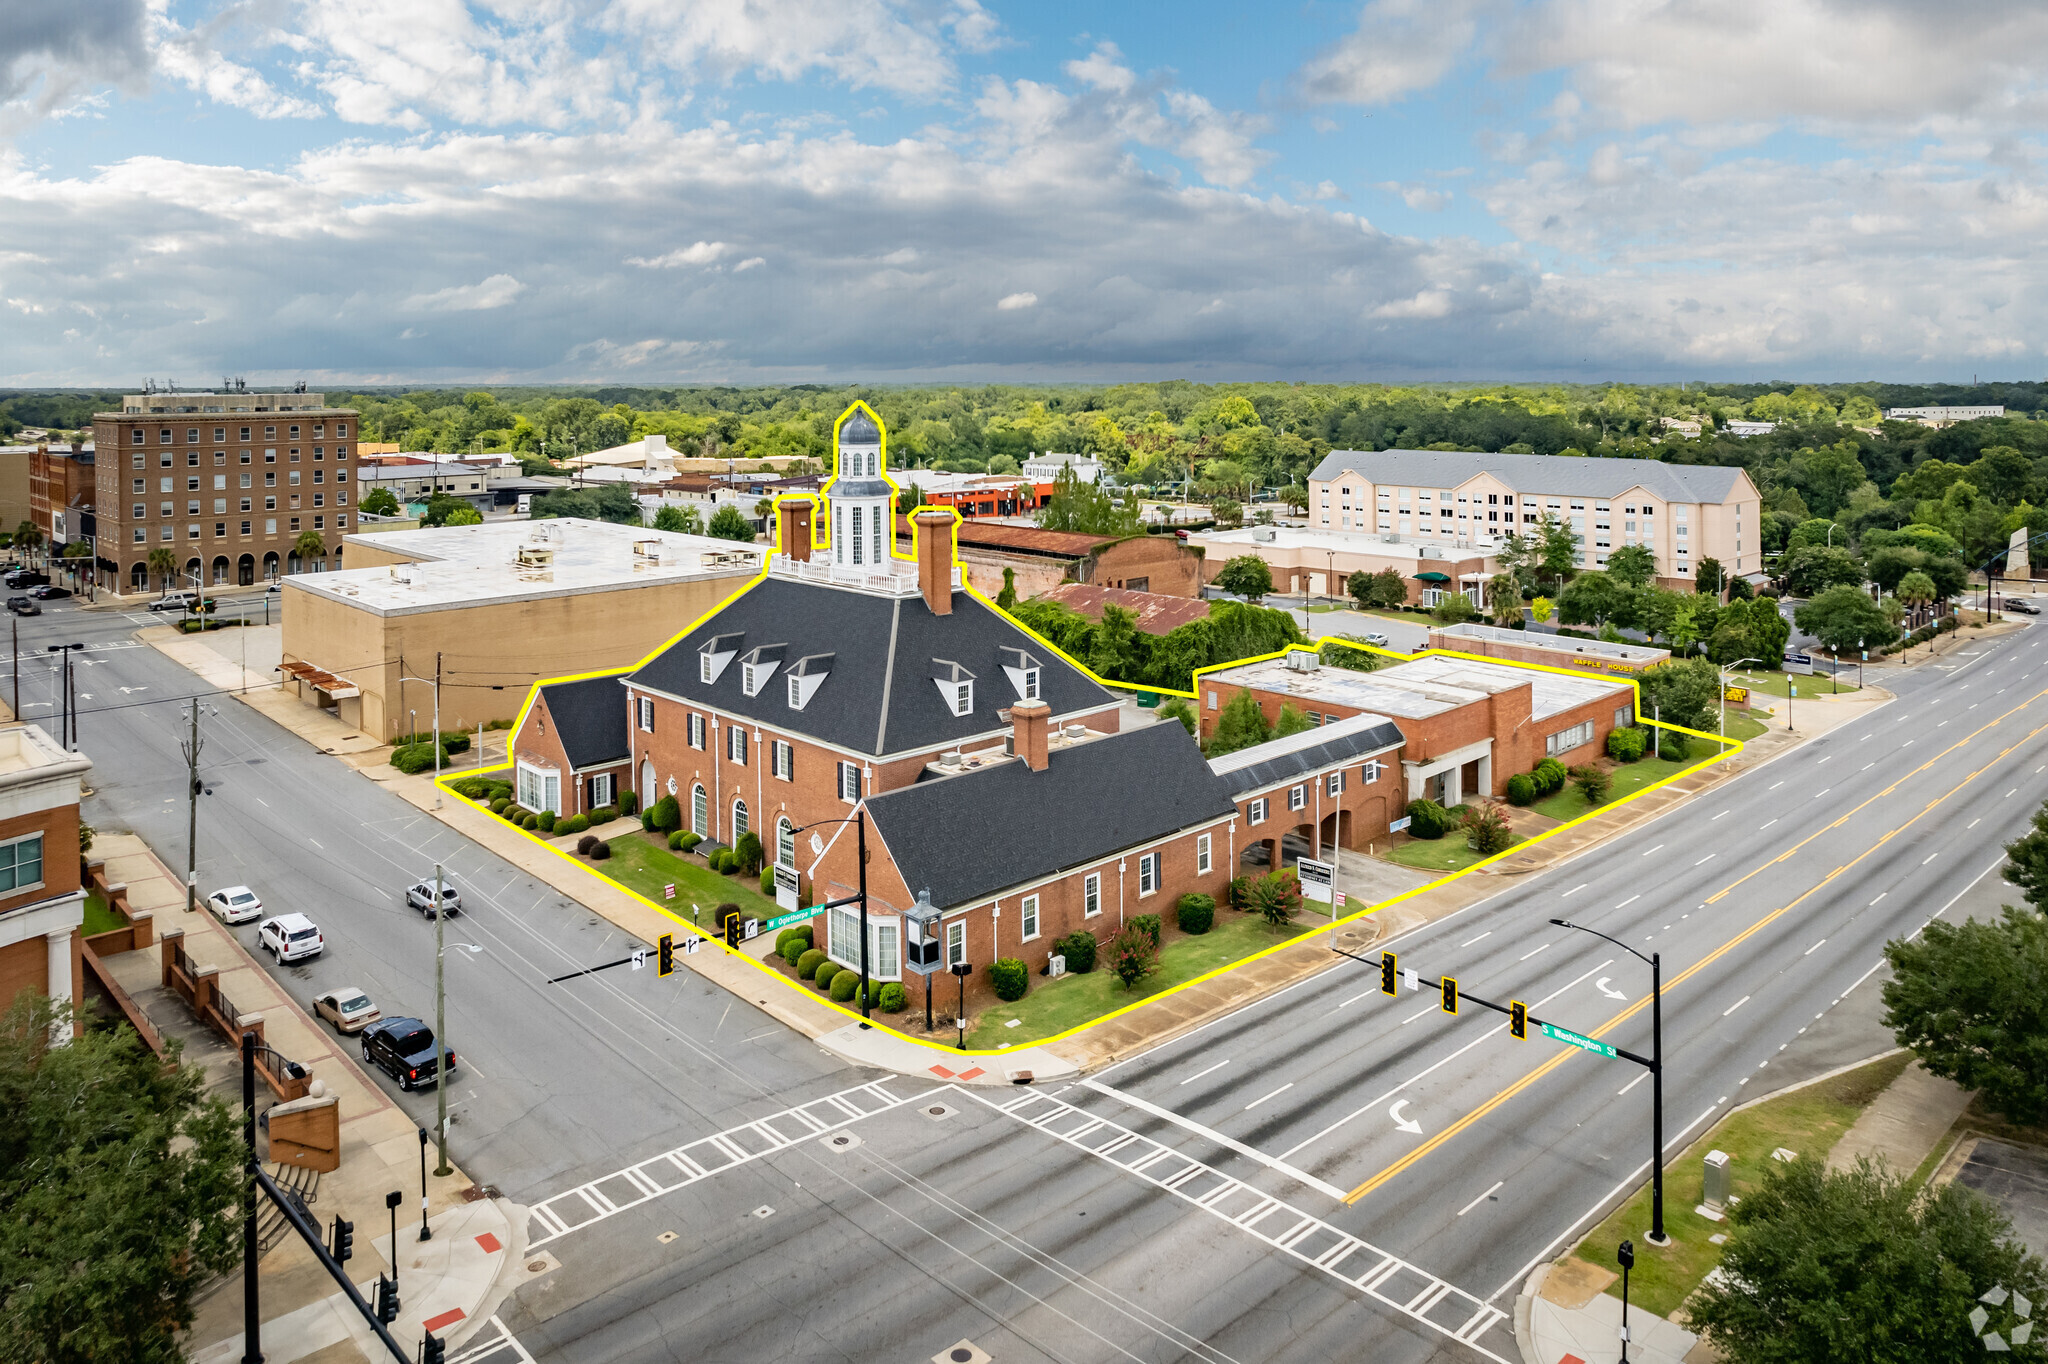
[91,387,359,595]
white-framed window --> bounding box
[1206,690,1218,710]
[1021,668,1040,699]
[837,761,860,803]
[699,652,714,683]
[1288,784,1306,811]
[1616,706,1632,727]
[951,681,973,716]
[1363,759,1384,784]
[1196,833,1212,875]
[1138,852,1159,896]
[945,918,966,969]
[1020,894,1039,942]
[727,726,748,765]
[637,697,654,732]
[1547,720,1596,757]
[589,772,614,808]
[688,713,705,749]
[732,800,749,840]
[743,662,765,696]
[851,505,865,565]
[773,740,793,781]
[1083,872,1101,917]
[691,784,708,836]
[1249,797,1268,824]
[1327,771,1344,798]
[0,834,46,895]
[515,763,561,816]
[777,817,796,868]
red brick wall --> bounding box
[511,690,631,817]
[0,806,80,916]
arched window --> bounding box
[691,784,707,836]
[777,817,795,869]
[732,800,749,841]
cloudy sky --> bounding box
[3,0,2045,385]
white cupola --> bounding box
[826,405,894,569]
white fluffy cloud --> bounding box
[404,274,526,311]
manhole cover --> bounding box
[528,1260,547,1271]
[656,1232,677,1245]
[933,1342,989,1364]
[750,1205,774,1219]
[819,1132,862,1152]
[923,1102,956,1121]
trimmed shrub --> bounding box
[1406,799,1448,840]
[490,798,510,815]
[1226,875,1253,913]
[649,794,681,834]
[829,968,860,1003]
[760,869,776,897]
[775,927,801,955]
[390,744,439,775]
[537,809,556,833]
[439,733,471,756]
[588,806,618,825]
[1250,870,1302,927]
[1535,758,1568,793]
[877,982,906,1012]
[1130,914,1163,949]
[668,831,687,850]
[1571,764,1613,805]
[589,840,611,860]
[676,831,703,853]
[989,958,1029,1001]
[521,811,539,829]
[618,789,638,817]
[1505,772,1538,806]
[640,809,657,832]
[1177,892,1215,936]
[733,831,764,874]
[708,849,732,874]
[781,936,810,967]
[1607,727,1647,763]
[813,961,841,992]
[559,814,588,835]
[576,834,598,855]
[796,948,828,980]
[450,776,491,800]
[1056,930,1097,974]
[1659,733,1690,762]
[487,780,513,802]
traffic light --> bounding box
[657,933,674,977]
[375,1273,399,1324]
[332,1216,354,1265]
[1379,951,1397,996]
[1509,1000,1528,1040]
[421,1332,446,1364]
[1440,975,1458,1015]
[723,912,742,949]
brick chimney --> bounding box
[1011,698,1051,771]
[776,498,814,562]
[913,507,956,616]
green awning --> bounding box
[1413,571,1452,582]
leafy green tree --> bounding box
[145,546,178,593]
[1156,696,1197,735]
[996,566,1017,609]
[1205,688,1272,757]
[675,504,705,534]
[1885,904,2048,1125]
[2003,801,2048,913]
[1785,517,1843,551]
[0,995,243,1363]
[419,493,476,528]
[12,521,42,562]
[1486,575,1523,627]
[1695,556,1726,596]
[292,530,327,568]
[1637,656,1721,732]
[1794,585,1900,655]
[1558,571,1627,628]
[1086,604,1144,680]
[1251,870,1301,928]
[1897,570,1937,622]
[442,504,483,526]
[1368,567,1408,609]
[1210,497,1243,528]
[653,504,689,533]
[1570,764,1611,805]
[1036,465,1140,536]
[1274,703,1315,738]
[1536,515,1579,584]
[1346,569,1374,610]
[1460,800,1515,855]
[707,504,756,542]
[1605,543,1657,588]
[1780,544,1865,597]
[1689,1154,2048,1364]
[1529,595,1554,624]
[1430,592,1478,624]
[1787,441,1867,520]
[1214,554,1274,603]
[359,487,402,516]
[1866,546,1925,595]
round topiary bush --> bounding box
[781,936,810,967]
[618,789,638,817]
[1505,772,1538,806]
[589,840,611,861]
[1536,758,1568,793]
[649,794,681,834]
[677,831,702,853]
[537,809,556,833]
[559,813,588,835]
[1056,931,1097,974]
[829,968,860,1002]
[389,744,439,775]
[1607,726,1646,763]
[576,834,598,855]
[439,733,471,755]
[1659,734,1689,762]
[877,982,906,1012]
[1406,798,1448,840]
[489,797,510,815]
[640,809,657,832]
[989,958,1028,1001]
[1177,892,1215,936]
[588,806,618,826]
[796,948,827,980]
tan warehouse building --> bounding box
[279,518,763,741]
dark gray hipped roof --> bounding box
[839,411,881,445]
[1308,449,1747,504]
[626,575,1116,757]
[865,724,1239,910]
[538,674,629,770]
[1206,715,1405,795]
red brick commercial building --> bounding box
[1038,583,1213,636]
[1426,623,1669,677]
[896,516,1204,602]
[0,724,94,1038]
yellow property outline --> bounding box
[434,401,1751,1058]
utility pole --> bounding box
[9,617,15,720]
[241,1030,262,1364]
[433,652,443,808]
[182,698,202,914]
[433,862,451,1175]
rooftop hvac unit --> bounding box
[1286,650,1319,673]
[1253,527,1276,542]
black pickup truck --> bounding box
[360,1017,457,1091]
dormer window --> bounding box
[998,646,1041,701]
[697,632,742,685]
[740,644,786,698]
[785,653,834,711]
[931,659,976,717]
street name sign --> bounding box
[765,906,816,932]
[1542,1022,1616,1058]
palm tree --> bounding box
[292,530,327,573]
[145,547,177,595]
[13,521,43,565]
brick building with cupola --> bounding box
[511,404,1644,1011]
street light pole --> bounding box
[792,813,872,1019]
[1552,918,1667,1246]
[433,862,451,1175]
[182,695,203,915]
[1719,656,1762,738]
[241,1030,262,1364]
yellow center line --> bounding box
[1342,686,2048,1205]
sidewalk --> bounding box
[1519,1261,1705,1364]
[85,832,532,1361]
[1825,1061,1972,1175]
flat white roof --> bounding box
[1206,652,1630,724]
[1435,622,1668,664]
[295,517,763,616]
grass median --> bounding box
[963,911,1316,1049]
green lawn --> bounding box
[1386,833,1525,872]
[81,891,123,937]
[1568,1053,1908,1318]
[589,831,782,929]
[1726,668,1858,698]
[963,911,1316,1048]
[1530,747,1714,821]
[1717,711,1770,743]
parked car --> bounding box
[405,879,462,917]
[206,885,264,924]
[256,912,324,963]
[6,597,39,617]
[360,1017,456,1091]
[1361,631,1392,647]
[149,592,197,612]
[28,584,70,600]
[312,986,381,1034]
[5,571,48,589]
[2005,598,2041,615]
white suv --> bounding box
[258,913,324,963]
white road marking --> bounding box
[1457,1181,1505,1217]
[1723,995,1751,1017]
[1519,943,1550,962]
[1178,1059,1229,1086]
[1769,781,1784,790]
[1617,1072,1647,1096]
[1388,1100,1423,1135]
[1336,989,1378,1009]
[1813,789,1830,799]
[1924,853,1938,865]
[1862,762,1875,770]
[1712,810,1730,820]
[2008,788,2020,798]
[1759,818,1777,830]
[1562,884,1588,897]
[1804,939,1825,955]
[1615,894,1640,909]
[1969,818,1981,829]
[1817,755,1831,764]
[1079,1080,1346,1200]
[1695,854,1714,866]
[1640,844,1663,857]
[1595,977,1627,1000]
[1401,1003,1437,1025]
[308,838,322,849]
[1244,1083,1294,1111]
[1461,931,1492,948]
